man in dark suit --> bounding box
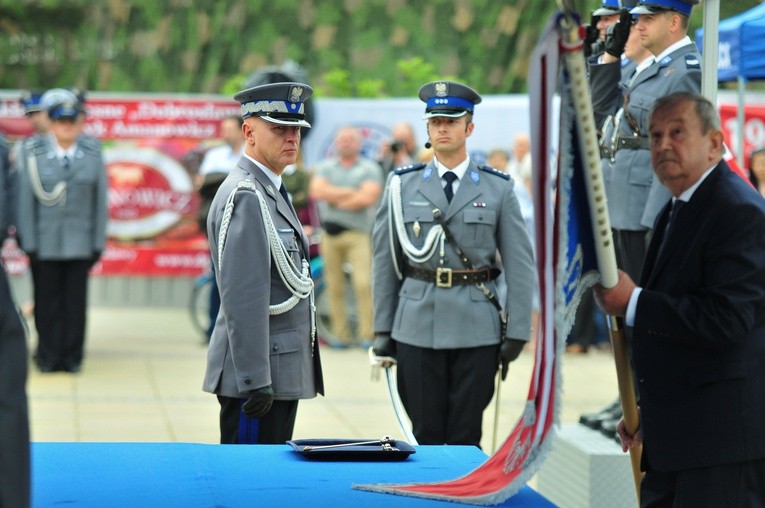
[594,92,765,505]
[0,267,30,508]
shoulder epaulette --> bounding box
[479,164,510,180]
[78,135,102,154]
[393,162,426,175]
[24,136,48,155]
[685,53,700,70]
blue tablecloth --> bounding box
[32,442,555,507]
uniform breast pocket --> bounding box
[627,90,652,136]
[277,229,301,264]
[463,209,497,246]
[402,207,435,249]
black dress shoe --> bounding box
[579,399,623,430]
[35,357,59,373]
[62,363,82,373]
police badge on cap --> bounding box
[234,82,313,128]
[418,80,482,119]
[630,0,699,17]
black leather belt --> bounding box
[600,136,650,160]
[404,265,494,288]
[615,135,650,151]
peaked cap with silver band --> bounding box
[418,81,482,119]
[41,88,82,120]
[234,82,313,128]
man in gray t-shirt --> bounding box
[310,127,383,347]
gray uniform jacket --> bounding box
[372,160,535,348]
[591,43,701,231]
[203,157,324,400]
[15,134,107,259]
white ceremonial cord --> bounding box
[388,175,444,279]
[218,181,314,322]
[26,152,66,207]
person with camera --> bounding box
[378,122,418,175]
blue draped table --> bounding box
[32,442,555,507]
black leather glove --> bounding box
[583,18,601,58]
[604,10,632,57]
[371,333,396,359]
[241,385,274,418]
[498,338,525,381]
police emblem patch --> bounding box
[289,86,304,103]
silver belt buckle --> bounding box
[436,267,452,288]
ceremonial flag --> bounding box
[354,12,602,505]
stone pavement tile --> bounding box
[25,306,620,450]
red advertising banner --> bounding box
[719,103,765,169]
[1,93,239,276]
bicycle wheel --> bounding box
[314,269,359,347]
[189,273,213,340]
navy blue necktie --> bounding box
[279,184,290,204]
[658,199,684,257]
[443,171,458,203]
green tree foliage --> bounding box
[0,0,759,98]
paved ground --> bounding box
[26,305,620,455]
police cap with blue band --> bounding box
[593,0,621,17]
[630,0,699,17]
[234,82,312,128]
[41,88,82,121]
[419,81,482,119]
[20,90,45,115]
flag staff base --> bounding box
[607,316,644,502]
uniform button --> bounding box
[639,378,645,384]
[244,377,252,385]
[272,345,280,352]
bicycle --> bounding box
[189,269,214,340]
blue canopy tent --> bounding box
[696,3,765,167]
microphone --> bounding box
[424,140,432,149]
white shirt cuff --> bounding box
[626,287,642,327]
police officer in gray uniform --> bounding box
[372,81,535,447]
[203,82,323,445]
[593,0,700,279]
[15,88,107,374]
[580,0,701,434]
